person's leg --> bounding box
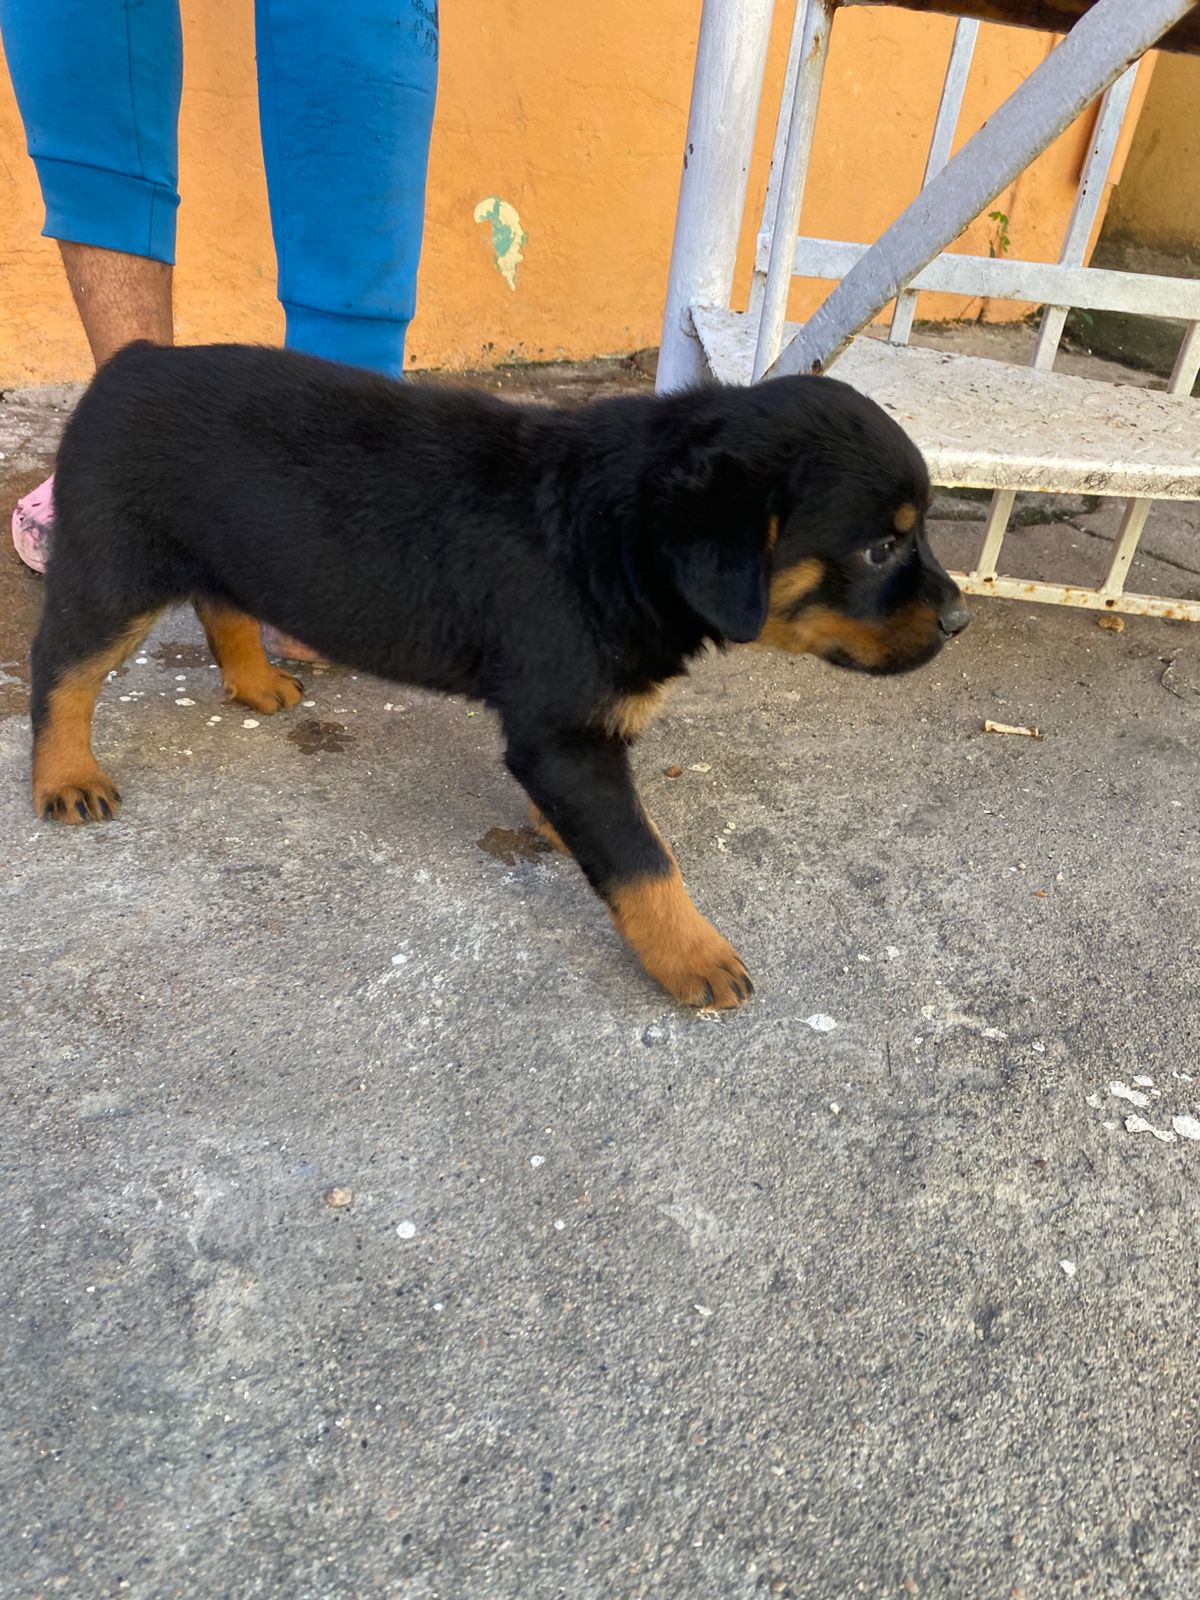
[255,0,438,378]
[58,243,174,367]
[254,0,437,657]
[0,0,182,264]
[1,0,180,567]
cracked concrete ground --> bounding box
[2,335,1199,1600]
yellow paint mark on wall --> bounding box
[473,196,527,291]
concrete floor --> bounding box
[2,344,1199,1599]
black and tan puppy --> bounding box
[30,342,968,1007]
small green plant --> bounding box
[988,209,1012,258]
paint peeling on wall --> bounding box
[473,197,528,291]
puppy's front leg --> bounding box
[505,728,752,1008]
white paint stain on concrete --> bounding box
[1109,1080,1150,1109]
[473,197,528,290]
[659,1199,725,1254]
[1125,1115,1175,1143]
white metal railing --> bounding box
[658,0,1200,623]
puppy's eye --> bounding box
[863,537,899,567]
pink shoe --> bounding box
[261,625,326,664]
[12,474,54,572]
[15,476,327,664]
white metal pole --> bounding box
[765,0,1198,380]
[1099,320,1200,597]
[1031,63,1141,372]
[748,0,817,321]
[751,0,835,381]
[973,64,1141,585]
[889,18,979,348]
[656,0,776,393]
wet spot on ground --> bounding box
[476,825,556,866]
[153,641,214,668]
[287,718,354,755]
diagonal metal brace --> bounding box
[764,0,1199,379]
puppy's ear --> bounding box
[657,447,772,643]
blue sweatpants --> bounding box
[0,0,438,375]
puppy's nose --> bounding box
[938,601,971,638]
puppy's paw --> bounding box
[35,768,121,824]
[225,665,304,715]
[609,873,754,1009]
[659,928,754,1010]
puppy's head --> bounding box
[652,374,968,673]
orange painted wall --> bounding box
[1103,51,1200,255]
[0,2,1136,385]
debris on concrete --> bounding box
[1109,1081,1150,1108]
[983,720,1043,739]
[1124,1115,1176,1143]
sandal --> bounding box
[12,474,54,572]
[15,473,326,664]
[261,625,327,664]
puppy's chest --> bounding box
[596,680,675,742]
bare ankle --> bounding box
[57,241,174,368]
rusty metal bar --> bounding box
[953,572,1200,622]
[844,0,1200,57]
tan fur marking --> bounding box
[598,681,673,742]
[528,801,571,856]
[32,612,157,822]
[195,601,304,713]
[894,502,919,534]
[760,599,940,669]
[767,557,824,616]
[766,514,780,551]
[609,864,751,1008]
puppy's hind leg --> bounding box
[194,599,304,714]
[31,605,160,822]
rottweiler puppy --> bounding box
[30,342,968,1007]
